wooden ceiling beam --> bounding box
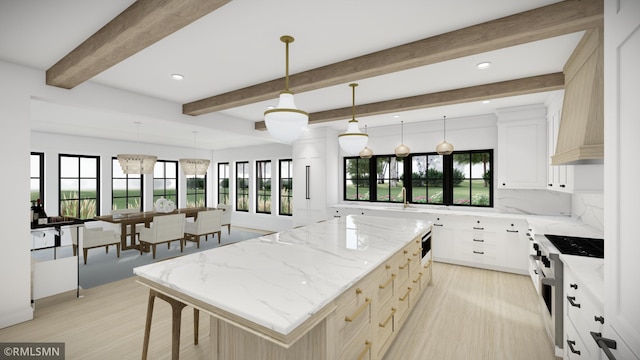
[254,73,565,130]
[46,0,231,89]
[185,0,601,116]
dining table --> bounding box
[94,207,216,251]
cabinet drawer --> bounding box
[340,325,372,360]
[565,320,590,360]
[374,264,396,309]
[457,241,500,262]
[395,284,413,326]
[336,284,373,347]
[375,302,396,358]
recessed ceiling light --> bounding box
[393,115,400,118]
[171,73,184,80]
[476,62,491,70]
[482,100,491,104]
[266,105,275,110]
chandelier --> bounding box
[180,131,210,176]
[117,122,157,174]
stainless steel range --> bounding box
[528,232,604,357]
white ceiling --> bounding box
[0,0,583,150]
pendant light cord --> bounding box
[350,83,358,121]
[281,35,294,92]
[443,116,447,140]
[401,120,404,143]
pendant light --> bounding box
[180,131,210,176]
[359,125,374,159]
[436,115,454,155]
[264,35,308,144]
[338,83,368,154]
[117,122,157,174]
[394,120,410,158]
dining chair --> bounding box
[216,203,232,234]
[184,210,223,248]
[138,213,186,259]
[70,226,121,265]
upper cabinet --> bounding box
[496,104,548,189]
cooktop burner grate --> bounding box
[544,234,604,258]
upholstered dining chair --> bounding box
[138,213,186,259]
[111,207,145,246]
[184,210,223,248]
[216,203,232,234]
[71,226,121,265]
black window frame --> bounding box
[344,149,493,208]
[256,160,271,214]
[111,157,143,211]
[186,173,207,208]
[278,159,293,216]
[153,160,178,205]
[217,162,230,205]
[30,152,45,203]
[236,161,249,212]
[59,153,100,219]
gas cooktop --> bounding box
[544,234,604,258]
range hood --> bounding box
[551,27,603,165]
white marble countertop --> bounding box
[133,215,431,336]
[561,254,604,305]
[330,203,604,238]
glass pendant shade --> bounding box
[180,158,210,176]
[117,154,157,174]
[264,92,308,144]
[264,35,308,144]
[359,146,373,159]
[394,120,410,158]
[436,115,454,155]
[338,83,368,155]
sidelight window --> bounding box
[59,154,100,219]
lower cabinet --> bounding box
[335,233,432,360]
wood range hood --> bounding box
[551,27,604,165]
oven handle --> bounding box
[590,332,617,360]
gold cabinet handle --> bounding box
[399,258,412,269]
[403,249,409,254]
[385,264,391,270]
[413,251,420,257]
[345,297,371,322]
[355,288,363,295]
[412,272,423,283]
[357,341,372,360]
[424,260,432,269]
[399,287,412,302]
[379,308,397,328]
[379,273,397,289]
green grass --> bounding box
[345,180,490,205]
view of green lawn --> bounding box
[345,179,490,205]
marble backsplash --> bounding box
[495,189,571,216]
[572,191,604,232]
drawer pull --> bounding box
[357,341,372,360]
[413,251,420,257]
[473,251,484,255]
[385,264,391,270]
[590,332,617,360]
[355,288,363,295]
[424,260,432,269]
[433,223,443,227]
[473,226,484,230]
[403,250,409,254]
[473,238,484,242]
[412,272,423,283]
[567,296,581,308]
[344,297,371,322]
[399,287,412,302]
[506,229,519,233]
[567,340,581,355]
[379,273,397,289]
[570,283,578,289]
[594,315,605,324]
[379,308,397,328]
[399,258,412,269]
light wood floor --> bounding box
[0,262,556,360]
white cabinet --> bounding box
[603,1,640,359]
[430,215,456,263]
[563,262,605,360]
[496,105,548,189]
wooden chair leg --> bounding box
[83,248,88,265]
[141,290,156,360]
[217,231,222,244]
[152,244,157,259]
[72,244,77,256]
[193,309,199,345]
[105,245,109,254]
[116,243,121,258]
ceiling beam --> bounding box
[46,0,231,89]
[254,73,565,130]
[184,0,601,116]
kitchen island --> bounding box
[134,215,432,360]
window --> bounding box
[186,174,206,208]
[344,157,370,201]
[344,150,493,207]
[256,160,271,214]
[153,160,178,205]
[30,152,44,203]
[279,159,293,216]
[218,162,229,205]
[112,158,143,210]
[59,154,100,219]
[236,162,249,212]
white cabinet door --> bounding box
[430,216,455,262]
[497,105,548,189]
[603,1,640,359]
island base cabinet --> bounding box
[211,316,333,360]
